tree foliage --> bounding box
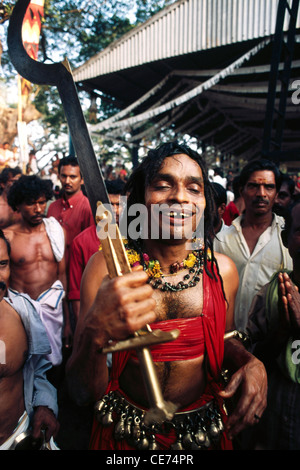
[40,1,134,66]
[0,0,175,163]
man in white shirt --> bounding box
[214,159,292,332]
[213,167,227,188]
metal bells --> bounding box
[94,391,225,450]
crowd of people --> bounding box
[0,142,299,451]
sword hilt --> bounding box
[102,328,180,354]
[96,202,180,424]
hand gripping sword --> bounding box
[8,0,179,424]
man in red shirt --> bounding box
[47,156,94,265]
[223,176,245,226]
[68,179,125,324]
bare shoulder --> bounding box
[214,251,239,285]
[83,250,108,283]
[1,298,20,317]
[80,250,109,316]
[0,299,26,338]
[3,224,19,241]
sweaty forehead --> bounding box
[25,195,47,204]
[247,170,275,184]
[158,154,203,176]
[60,165,80,176]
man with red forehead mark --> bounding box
[215,159,292,333]
[67,142,267,450]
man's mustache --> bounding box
[253,198,269,205]
[0,281,7,291]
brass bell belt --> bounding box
[94,390,225,450]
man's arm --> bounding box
[220,337,267,439]
[215,252,268,439]
[66,251,156,406]
[31,405,59,443]
[68,237,84,324]
[30,355,60,441]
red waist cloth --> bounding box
[90,262,231,450]
[89,382,232,450]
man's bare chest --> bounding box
[152,280,204,321]
[10,232,54,266]
[0,306,27,378]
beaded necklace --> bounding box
[123,239,205,292]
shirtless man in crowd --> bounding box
[0,229,59,449]
[4,175,70,367]
[67,142,267,450]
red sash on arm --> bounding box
[202,262,227,380]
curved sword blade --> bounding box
[7,0,110,218]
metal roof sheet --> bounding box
[70,0,300,168]
[73,0,300,82]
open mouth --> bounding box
[161,208,195,225]
[158,206,198,232]
[165,209,193,219]
[148,204,202,240]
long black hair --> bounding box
[124,141,221,283]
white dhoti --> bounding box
[8,281,64,366]
[36,281,64,366]
[0,412,29,450]
[0,411,59,450]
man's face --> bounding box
[59,164,83,196]
[240,170,277,216]
[109,194,122,225]
[144,154,206,242]
[0,239,10,302]
[287,204,300,262]
[17,196,47,226]
[0,173,21,194]
[274,182,293,215]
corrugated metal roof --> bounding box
[73,0,300,82]
[71,0,300,167]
